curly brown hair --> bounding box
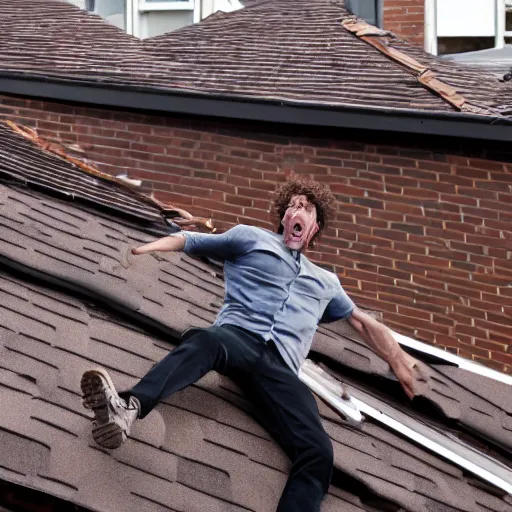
[272,174,336,241]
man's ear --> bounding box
[307,223,320,248]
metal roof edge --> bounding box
[0,75,511,142]
[302,360,512,497]
[393,331,512,386]
[351,392,512,496]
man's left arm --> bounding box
[321,288,422,400]
[346,308,421,400]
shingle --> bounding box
[0,427,51,476]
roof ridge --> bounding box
[341,18,502,117]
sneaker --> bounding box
[80,368,140,450]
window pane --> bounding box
[65,0,126,31]
[345,0,380,27]
[437,37,494,56]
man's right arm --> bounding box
[131,225,254,261]
[132,234,185,255]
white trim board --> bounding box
[392,330,512,386]
[299,361,512,496]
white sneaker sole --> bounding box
[80,368,126,450]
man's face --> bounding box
[281,194,319,251]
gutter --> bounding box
[0,74,511,142]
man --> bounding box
[81,175,420,512]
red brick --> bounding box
[468,158,505,172]
[435,334,460,348]
[403,168,438,180]
[243,208,271,222]
[330,184,365,196]
[458,343,491,360]
[395,261,427,276]
[439,174,475,187]
[383,202,423,216]
[454,167,490,180]
[367,163,402,175]
[490,351,512,365]
[393,242,426,255]
[380,156,417,168]
[409,254,450,268]
[459,187,498,201]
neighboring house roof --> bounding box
[0,0,510,141]
[142,3,512,117]
[442,46,512,73]
[0,118,511,511]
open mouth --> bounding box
[292,222,303,239]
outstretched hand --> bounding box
[390,351,428,400]
[348,308,428,400]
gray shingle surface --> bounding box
[0,0,510,117]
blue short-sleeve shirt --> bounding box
[179,225,355,372]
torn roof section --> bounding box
[0,115,511,511]
[0,121,162,223]
[0,121,215,233]
[0,0,510,120]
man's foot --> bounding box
[80,368,139,449]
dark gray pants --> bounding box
[125,324,333,512]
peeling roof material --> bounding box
[0,121,216,232]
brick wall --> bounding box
[1,94,511,374]
[383,0,424,48]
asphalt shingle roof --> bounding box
[0,121,511,511]
[0,0,510,118]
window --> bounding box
[66,0,240,37]
[65,0,127,31]
[506,2,512,32]
[345,0,382,28]
[429,0,512,55]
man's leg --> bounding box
[234,343,333,512]
[81,325,264,449]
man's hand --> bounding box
[389,351,423,400]
[348,308,426,399]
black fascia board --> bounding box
[0,74,511,142]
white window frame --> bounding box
[503,0,512,40]
[425,0,511,55]
[138,1,194,12]
[129,0,197,38]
